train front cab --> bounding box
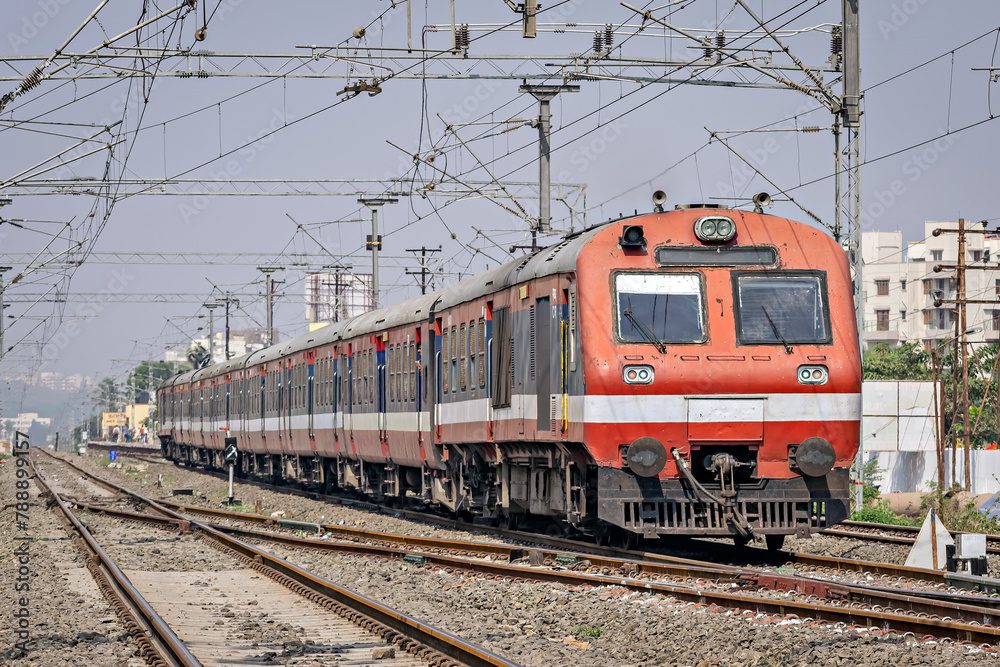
[578,208,862,546]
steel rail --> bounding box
[26,456,200,667]
[37,451,1000,643]
[31,449,516,667]
[832,520,1000,556]
[104,448,955,582]
[69,499,1000,629]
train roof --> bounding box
[159,213,643,389]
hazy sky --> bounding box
[1,1,998,405]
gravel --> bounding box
[244,538,1000,667]
[54,451,1000,665]
[0,458,143,666]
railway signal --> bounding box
[223,435,238,506]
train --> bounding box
[157,201,862,549]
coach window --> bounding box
[614,272,706,344]
[410,343,417,402]
[477,318,487,389]
[459,323,467,391]
[451,325,459,393]
[733,272,831,345]
[368,350,375,405]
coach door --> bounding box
[377,343,387,440]
[535,296,552,433]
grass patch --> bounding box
[850,501,918,526]
[575,626,603,639]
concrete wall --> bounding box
[863,380,939,453]
[870,449,1000,495]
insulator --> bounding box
[459,24,470,48]
[716,30,725,50]
[22,66,44,92]
[831,25,843,57]
[801,126,823,133]
[593,31,603,53]
[604,24,614,49]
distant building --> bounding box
[0,413,52,444]
[5,371,92,391]
[861,221,1000,349]
[305,271,373,324]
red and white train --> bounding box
[158,203,861,548]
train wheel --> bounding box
[616,528,638,551]
[765,534,786,552]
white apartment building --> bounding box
[862,220,1000,349]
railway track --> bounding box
[36,449,1000,645]
[119,451,968,583]
[825,520,1000,556]
[29,450,516,667]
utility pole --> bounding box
[0,266,10,361]
[257,266,283,346]
[932,219,999,491]
[958,217,972,491]
[519,83,579,251]
[405,246,442,294]
[358,197,398,309]
[203,302,220,365]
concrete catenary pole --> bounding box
[840,0,864,512]
[258,266,282,346]
[0,266,10,361]
[204,302,220,365]
[358,197,397,310]
[519,84,579,250]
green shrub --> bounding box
[850,501,918,526]
[921,487,1000,534]
[576,626,603,639]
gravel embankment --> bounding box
[247,537,998,667]
[0,457,143,666]
[69,451,512,544]
[52,451,1000,665]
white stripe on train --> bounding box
[164,392,861,435]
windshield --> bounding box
[615,273,705,344]
[735,273,829,344]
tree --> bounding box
[127,360,187,403]
[865,342,1000,449]
[91,377,121,412]
[862,342,931,380]
[186,343,211,369]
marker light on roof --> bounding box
[694,216,736,243]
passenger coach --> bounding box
[159,203,861,548]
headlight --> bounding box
[623,364,654,384]
[797,365,828,384]
[694,215,736,243]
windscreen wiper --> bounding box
[623,306,666,353]
[761,305,792,354]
